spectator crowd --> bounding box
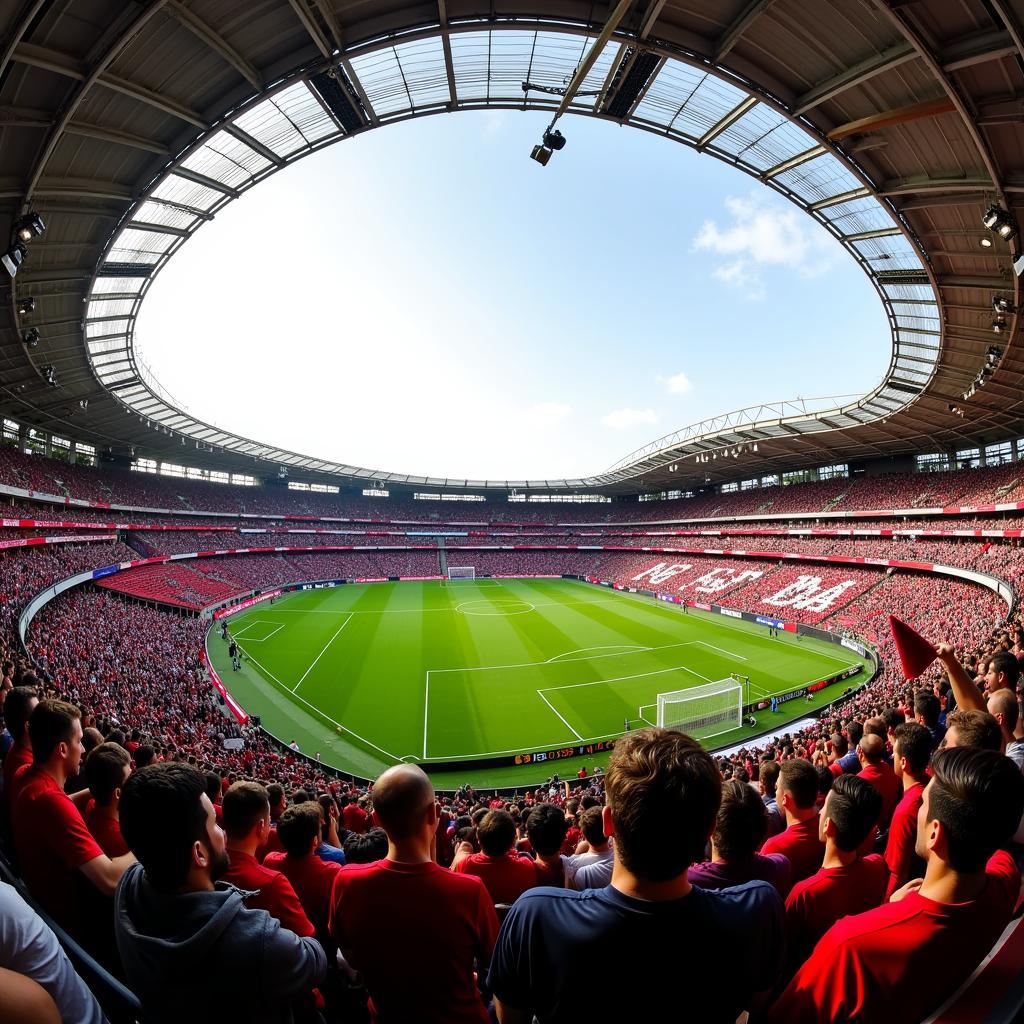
[2,454,1024,1021]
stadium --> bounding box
[1,1,1024,1022]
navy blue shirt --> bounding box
[488,881,784,1022]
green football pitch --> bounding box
[206,578,871,789]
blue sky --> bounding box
[137,110,889,481]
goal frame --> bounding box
[652,677,744,740]
[447,566,476,581]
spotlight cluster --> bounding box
[693,442,759,464]
[3,211,45,279]
[962,346,1003,401]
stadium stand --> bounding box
[2,483,1024,1019]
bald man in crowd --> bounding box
[988,689,1024,770]
[328,765,499,1024]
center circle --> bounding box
[455,599,536,617]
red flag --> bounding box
[889,615,938,680]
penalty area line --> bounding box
[536,690,584,741]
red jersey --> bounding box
[263,850,341,937]
[12,766,103,933]
[453,850,538,904]
[329,859,499,1024]
[761,816,825,885]
[5,758,34,821]
[883,782,925,899]
[561,826,581,855]
[256,823,285,862]
[342,803,369,834]
[83,800,130,857]
[222,849,315,937]
[533,857,566,888]
[857,762,901,829]
[784,854,888,967]
[1,738,32,814]
[768,851,1020,1024]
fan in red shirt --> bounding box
[783,774,888,973]
[525,803,567,888]
[883,721,931,899]
[82,741,132,857]
[263,800,341,942]
[768,747,1024,1024]
[453,809,538,903]
[854,735,901,830]
[221,781,315,938]
[11,700,134,939]
[341,794,369,834]
[256,782,287,862]
[328,764,498,1024]
[1,685,38,828]
[760,759,824,885]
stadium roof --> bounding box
[1,1,1022,495]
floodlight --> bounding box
[42,364,57,387]
[2,243,26,278]
[530,144,552,166]
[14,212,45,242]
[16,296,35,315]
[543,129,566,151]
[980,237,993,248]
[993,296,1014,314]
[79,399,88,410]
[992,317,1008,334]
[22,328,39,348]
[982,205,1017,241]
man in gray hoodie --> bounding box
[114,763,326,1024]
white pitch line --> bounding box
[423,672,431,760]
[694,640,748,661]
[242,623,284,643]
[545,644,650,663]
[235,641,404,763]
[292,615,352,693]
[428,639,699,677]
[537,690,584,741]
[538,662,713,696]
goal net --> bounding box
[653,678,743,741]
[447,566,476,581]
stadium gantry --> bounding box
[0,1,1022,494]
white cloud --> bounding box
[693,192,840,300]
[664,371,692,395]
[602,407,658,429]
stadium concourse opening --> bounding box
[208,575,872,788]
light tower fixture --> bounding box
[13,212,45,242]
[993,296,1015,315]
[530,128,567,166]
[2,243,27,279]
[21,327,39,348]
[16,296,35,315]
[982,204,1017,242]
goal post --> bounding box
[447,566,476,580]
[653,677,744,741]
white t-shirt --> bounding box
[0,882,106,1024]
[564,846,614,890]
